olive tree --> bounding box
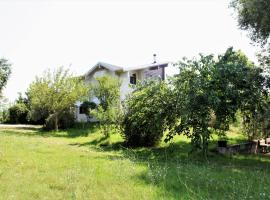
[28,67,88,131]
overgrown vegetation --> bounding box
[165,48,267,156]
[90,75,122,137]
[122,80,174,147]
[27,67,88,131]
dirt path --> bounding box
[0,124,41,129]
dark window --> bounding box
[130,73,136,84]
[79,106,84,114]
[149,66,158,70]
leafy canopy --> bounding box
[0,59,11,96]
[165,48,265,156]
[28,67,88,130]
[231,0,270,70]
[231,0,270,44]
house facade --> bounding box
[75,61,170,122]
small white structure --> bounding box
[76,60,170,122]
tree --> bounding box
[28,67,88,131]
[122,80,174,147]
[90,75,122,137]
[165,48,265,156]
[231,0,270,70]
[0,59,11,97]
[231,0,270,44]
[91,75,121,110]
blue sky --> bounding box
[0,0,259,102]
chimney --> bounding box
[153,54,157,64]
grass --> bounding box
[0,124,270,200]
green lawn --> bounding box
[0,125,270,200]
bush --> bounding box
[121,80,173,147]
[90,75,122,137]
[0,109,9,123]
[7,103,30,124]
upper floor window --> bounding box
[130,73,137,84]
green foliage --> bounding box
[92,105,122,137]
[0,108,9,123]
[166,47,266,156]
[122,80,174,147]
[231,0,270,44]
[2,93,34,124]
[90,75,122,137]
[43,109,76,130]
[28,67,88,131]
[231,0,270,71]
[0,58,11,95]
[91,75,121,110]
[7,103,30,124]
[242,98,270,140]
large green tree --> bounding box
[28,67,88,131]
[231,0,270,44]
[165,48,265,156]
[231,0,270,69]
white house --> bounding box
[75,59,170,122]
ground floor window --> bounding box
[130,73,136,84]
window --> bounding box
[149,66,158,70]
[130,73,137,84]
[79,106,84,114]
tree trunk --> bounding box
[202,132,208,159]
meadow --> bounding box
[0,124,270,200]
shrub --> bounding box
[121,80,173,147]
[0,109,9,123]
[90,75,122,137]
[7,103,30,124]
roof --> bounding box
[85,62,123,76]
[85,61,170,76]
[123,61,169,71]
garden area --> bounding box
[0,124,270,200]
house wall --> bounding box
[119,71,133,100]
[76,64,169,122]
